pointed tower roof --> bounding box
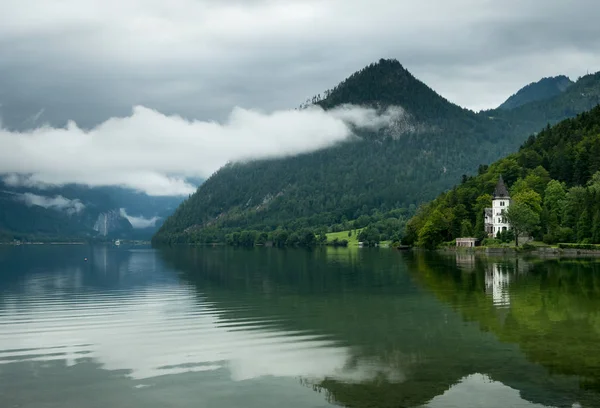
[493,175,510,198]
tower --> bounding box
[491,175,511,236]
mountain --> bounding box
[0,182,196,242]
[154,59,600,245]
[498,75,574,110]
[404,105,600,248]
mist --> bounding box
[0,104,406,196]
[18,193,85,215]
[120,209,161,229]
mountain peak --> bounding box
[313,58,467,122]
[498,75,574,110]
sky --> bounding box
[1,0,600,195]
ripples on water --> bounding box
[0,246,599,408]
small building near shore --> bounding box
[456,237,478,247]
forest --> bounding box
[404,105,600,248]
[153,59,600,247]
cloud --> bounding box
[120,208,161,229]
[329,105,407,131]
[0,104,406,196]
[17,192,85,214]
[1,0,600,130]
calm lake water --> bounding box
[1,246,600,408]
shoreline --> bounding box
[435,246,600,258]
[0,241,151,246]
[0,242,87,246]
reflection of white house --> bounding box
[485,263,511,308]
[485,176,511,237]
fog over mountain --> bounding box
[0,105,403,196]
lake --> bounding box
[1,246,599,408]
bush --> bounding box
[558,243,600,250]
[557,227,575,243]
[327,238,349,247]
[482,238,502,247]
[496,229,515,243]
[521,243,536,251]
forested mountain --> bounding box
[404,105,600,248]
[0,182,193,242]
[498,75,574,110]
[154,59,600,245]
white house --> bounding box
[485,176,511,237]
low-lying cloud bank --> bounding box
[0,104,406,196]
[18,193,85,215]
[119,209,161,229]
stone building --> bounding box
[456,237,478,247]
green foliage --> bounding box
[520,242,537,251]
[460,219,473,237]
[481,238,502,247]
[557,243,600,250]
[513,188,542,214]
[496,229,515,243]
[327,238,349,247]
[408,105,600,247]
[358,226,381,247]
[417,209,451,249]
[505,202,540,246]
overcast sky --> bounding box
[1,0,600,194]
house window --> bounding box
[503,227,507,232]
[498,217,501,223]
[500,201,504,206]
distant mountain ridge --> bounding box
[0,181,197,242]
[498,75,574,110]
[154,59,600,245]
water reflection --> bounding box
[424,373,557,408]
[412,253,600,407]
[164,248,600,408]
[485,263,512,308]
[1,246,600,408]
[0,247,364,385]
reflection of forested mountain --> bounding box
[0,245,175,291]
[410,253,600,392]
[160,248,600,407]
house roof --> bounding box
[493,175,510,198]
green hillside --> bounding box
[498,75,574,110]
[404,105,600,248]
[154,59,600,246]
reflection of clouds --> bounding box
[0,267,373,383]
[424,373,559,408]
